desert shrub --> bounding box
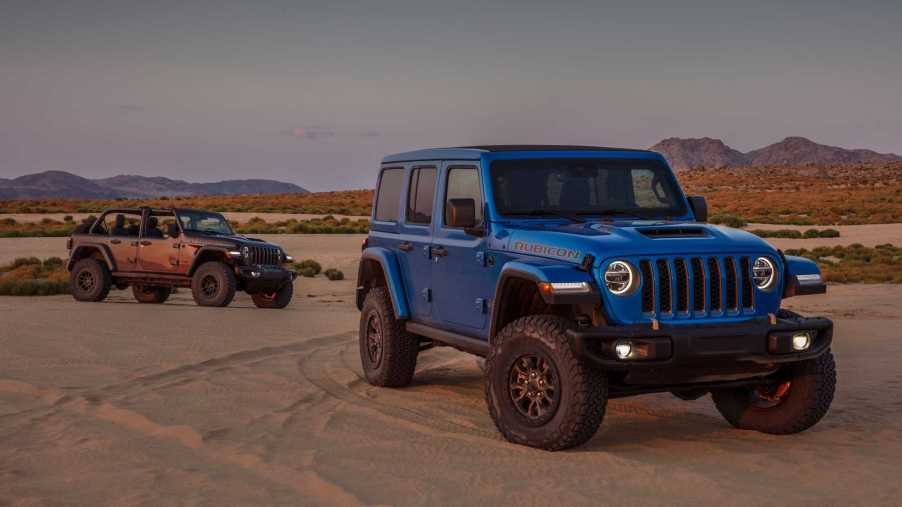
[11,257,42,268]
[63,215,74,222]
[324,268,344,281]
[43,257,64,268]
[295,259,322,275]
[818,228,840,238]
[0,257,70,295]
[750,229,802,239]
[783,244,902,283]
[0,218,16,226]
[709,214,747,228]
[297,266,318,278]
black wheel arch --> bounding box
[67,243,116,272]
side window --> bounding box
[144,212,177,239]
[375,168,404,222]
[100,212,141,236]
[406,167,437,224]
[444,167,483,227]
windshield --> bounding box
[176,210,234,235]
[490,158,687,219]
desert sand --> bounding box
[0,212,367,224]
[1,235,901,505]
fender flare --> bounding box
[780,253,826,297]
[489,261,599,339]
[67,242,116,272]
[187,246,233,276]
[358,247,410,319]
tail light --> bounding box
[361,237,369,251]
[66,238,73,250]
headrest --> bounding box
[148,216,159,228]
[115,214,125,227]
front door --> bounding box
[137,210,185,274]
[430,164,491,332]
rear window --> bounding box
[406,167,437,224]
[375,168,404,221]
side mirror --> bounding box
[448,198,476,228]
[448,198,486,237]
[687,196,708,223]
[167,223,181,238]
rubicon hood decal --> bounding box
[512,240,581,261]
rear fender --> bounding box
[358,247,410,319]
[67,243,116,272]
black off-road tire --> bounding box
[359,287,418,387]
[70,258,112,302]
[132,285,172,304]
[191,262,237,307]
[485,315,608,451]
[251,281,294,309]
[712,350,836,434]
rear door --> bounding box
[430,164,492,332]
[137,210,186,274]
[399,165,437,321]
[95,210,141,271]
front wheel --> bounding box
[132,285,172,304]
[485,315,608,451]
[712,350,836,434]
[191,262,237,307]
[251,281,293,309]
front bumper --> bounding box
[237,265,296,293]
[568,314,833,386]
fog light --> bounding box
[251,271,261,278]
[792,332,812,351]
[614,340,632,360]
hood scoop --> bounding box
[637,227,709,238]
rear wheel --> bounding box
[132,285,172,304]
[191,262,236,307]
[359,287,418,387]
[70,258,111,302]
[712,350,836,434]
[251,281,293,309]
[485,315,608,451]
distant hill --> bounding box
[0,171,307,200]
[651,136,902,171]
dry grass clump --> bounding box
[750,229,840,239]
[235,215,369,234]
[784,244,902,283]
[0,257,70,295]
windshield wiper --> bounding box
[507,209,586,223]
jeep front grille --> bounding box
[640,255,755,319]
[247,246,281,266]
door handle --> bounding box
[398,242,413,252]
[431,246,449,257]
[110,239,121,244]
[140,240,152,246]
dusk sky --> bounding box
[2,0,900,190]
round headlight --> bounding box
[241,246,250,259]
[604,260,636,295]
[752,257,776,289]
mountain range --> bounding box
[650,136,902,171]
[0,171,307,200]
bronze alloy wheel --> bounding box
[751,381,792,409]
[365,311,384,368]
[508,353,561,425]
[76,271,96,292]
[200,275,219,297]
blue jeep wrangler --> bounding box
[357,145,834,450]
